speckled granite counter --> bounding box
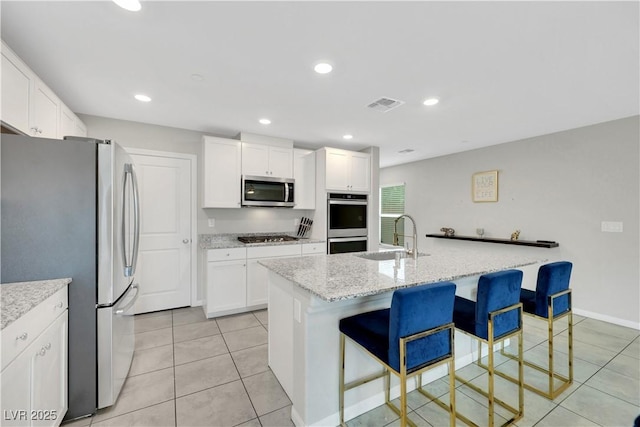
[259,247,545,302]
[1,278,71,330]
[264,248,547,426]
[199,233,324,249]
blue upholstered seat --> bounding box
[451,269,524,426]
[339,281,457,427]
[499,261,574,399]
[453,269,524,340]
[339,281,457,372]
[520,261,572,318]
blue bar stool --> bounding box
[501,261,573,399]
[339,282,457,427]
[453,270,524,427]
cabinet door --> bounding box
[59,106,76,138]
[0,351,31,426]
[246,258,268,307]
[1,49,32,135]
[241,142,270,176]
[268,147,294,179]
[31,81,59,139]
[206,260,247,314]
[30,312,68,427]
[349,152,371,192]
[325,149,350,191]
[203,137,241,208]
[74,120,87,137]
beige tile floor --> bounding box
[62,308,639,427]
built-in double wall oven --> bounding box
[327,193,368,254]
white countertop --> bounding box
[259,247,546,302]
[1,278,71,330]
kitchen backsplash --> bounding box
[201,208,314,234]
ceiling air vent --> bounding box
[367,97,405,113]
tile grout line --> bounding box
[218,315,263,426]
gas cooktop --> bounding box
[237,235,299,244]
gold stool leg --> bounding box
[448,358,456,427]
[339,333,346,427]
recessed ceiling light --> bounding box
[259,118,271,125]
[343,134,353,140]
[113,0,141,12]
[423,97,439,106]
[398,149,415,154]
[191,74,204,81]
[314,63,333,74]
[134,94,151,102]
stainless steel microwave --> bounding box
[241,175,295,207]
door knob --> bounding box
[183,239,190,244]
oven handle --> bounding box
[328,200,368,205]
[328,236,368,243]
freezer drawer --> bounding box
[97,283,138,409]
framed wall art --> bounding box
[472,170,498,202]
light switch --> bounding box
[208,218,215,228]
[601,221,623,233]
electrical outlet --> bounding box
[601,221,623,233]
[208,218,215,228]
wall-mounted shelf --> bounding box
[425,234,559,248]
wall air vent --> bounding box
[367,97,405,112]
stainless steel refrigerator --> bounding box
[1,134,141,420]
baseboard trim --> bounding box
[574,308,640,330]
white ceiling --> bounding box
[2,1,638,167]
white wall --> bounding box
[381,116,639,328]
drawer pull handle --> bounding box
[55,302,64,309]
[16,333,28,341]
[45,343,52,350]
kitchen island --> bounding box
[259,247,546,427]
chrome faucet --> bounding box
[393,214,418,260]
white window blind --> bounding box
[380,184,405,246]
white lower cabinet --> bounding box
[205,248,247,317]
[204,242,325,318]
[246,245,302,308]
[0,287,68,427]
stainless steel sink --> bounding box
[355,251,428,261]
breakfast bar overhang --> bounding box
[260,248,546,427]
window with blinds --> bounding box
[380,184,405,246]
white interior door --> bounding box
[130,153,192,314]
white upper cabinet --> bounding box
[60,105,87,138]
[293,148,316,209]
[31,80,60,138]
[1,45,32,135]
[202,136,242,208]
[1,40,87,139]
[323,148,371,193]
[241,142,293,179]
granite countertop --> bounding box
[259,247,546,302]
[1,278,71,330]
[199,233,325,250]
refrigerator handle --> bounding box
[115,283,140,315]
[130,164,141,276]
[122,163,140,277]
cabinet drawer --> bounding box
[247,244,301,259]
[1,287,68,371]
[207,247,247,262]
[302,243,326,255]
